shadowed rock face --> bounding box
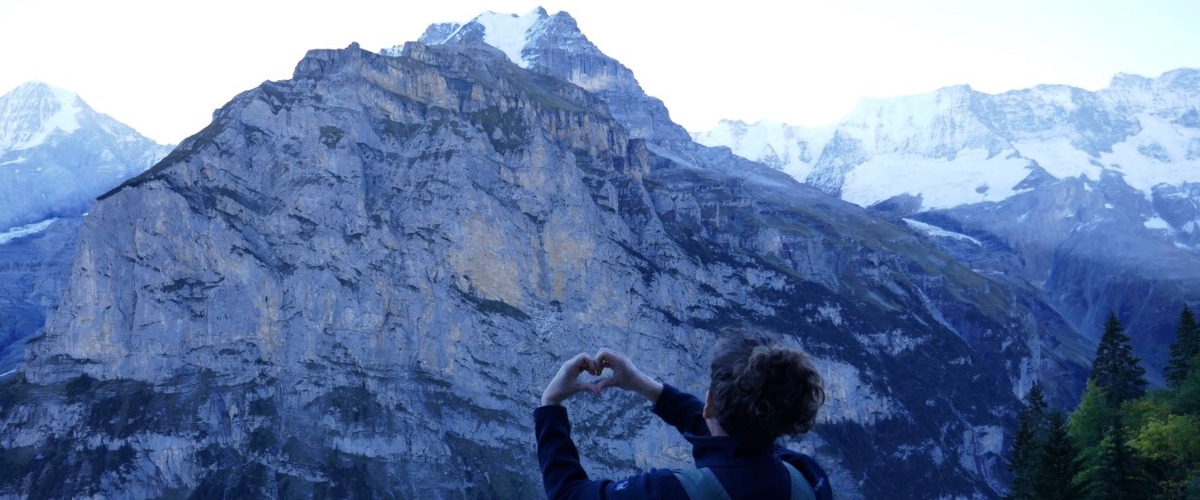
[2,39,1088,499]
[0,217,82,373]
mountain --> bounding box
[0,82,171,374]
[0,82,172,230]
[1,10,1090,499]
[694,71,1200,382]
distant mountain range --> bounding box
[0,82,170,373]
[694,70,1200,383]
[0,82,171,229]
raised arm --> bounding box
[535,352,686,499]
[535,405,686,499]
[649,384,710,436]
[596,349,709,437]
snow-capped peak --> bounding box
[388,8,554,69]
[0,81,84,155]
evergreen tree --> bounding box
[1165,305,1200,389]
[1072,421,1155,500]
[1090,312,1146,406]
[1008,385,1048,499]
[1068,381,1116,448]
[1033,411,1077,499]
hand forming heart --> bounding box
[540,352,605,406]
[540,349,664,406]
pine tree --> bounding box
[1008,410,1038,500]
[1033,411,1077,500]
[1165,305,1200,389]
[1090,312,1146,406]
[1008,385,1048,499]
[1068,381,1116,448]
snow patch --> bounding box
[474,9,545,68]
[1144,217,1172,231]
[0,218,57,244]
[1011,138,1103,181]
[1102,114,1200,194]
[841,149,1030,209]
[903,219,983,246]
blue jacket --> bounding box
[534,384,833,499]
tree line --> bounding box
[1007,306,1200,499]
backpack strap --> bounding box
[673,463,816,500]
[672,468,732,500]
[781,461,818,500]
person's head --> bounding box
[705,330,825,443]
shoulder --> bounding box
[776,448,833,500]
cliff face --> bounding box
[3,39,1087,499]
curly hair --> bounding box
[708,331,825,443]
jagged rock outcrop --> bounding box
[3,16,1090,500]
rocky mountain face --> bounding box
[1,11,1091,499]
[0,83,170,374]
[695,70,1200,383]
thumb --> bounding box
[578,380,600,395]
[596,377,618,393]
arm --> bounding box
[650,384,710,437]
[535,405,686,499]
[595,349,708,437]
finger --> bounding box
[596,348,616,365]
[568,352,592,373]
[583,356,601,376]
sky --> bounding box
[2,0,1198,145]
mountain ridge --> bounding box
[693,67,1200,383]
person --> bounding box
[535,332,832,499]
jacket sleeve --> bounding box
[650,384,710,437]
[775,446,834,500]
[534,405,688,499]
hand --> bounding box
[541,353,603,406]
[596,348,663,403]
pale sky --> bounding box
[2,0,1198,145]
